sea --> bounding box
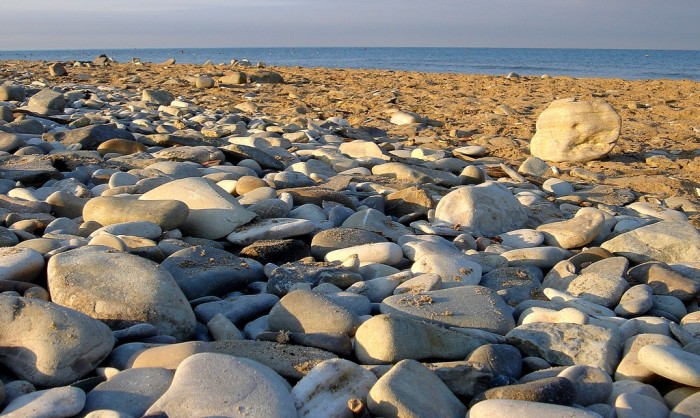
[1,47,699,81]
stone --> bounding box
[615,333,681,382]
[518,156,551,177]
[601,220,700,264]
[0,247,45,283]
[342,208,414,242]
[558,365,613,406]
[0,296,114,387]
[325,242,404,266]
[410,253,482,287]
[537,209,606,249]
[1,387,85,418]
[268,289,362,336]
[470,377,575,406]
[0,85,26,101]
[638,344,700,387]
[628,261,700,302]
[506,322,621,374]
[207,313,245,341]
[27,88,65,113]
[266,258,363,296]
[292,358,378,418]
[140,177,256,239]
[390,110,424,125]
[381,285,516,335]
[239,239,310,265]
[385,186,433,217]
[530,98,621,163]
[467,344,522,379]
[249,70,284,83]
[80,368,173,417]
[142,89,174,105]
[479,266,546,307]
[566,268,630,309]
[497,229,544,249]
[466,399,603,418]
[97,138,147,156]
[44,124,135,150]
[0,155,63,186]
[615,393,670,418]
[311,228,386,260]
[434,181,528,236]
[47,246,196,341]
[671,391,700,418]
[161,246,264,299]
[501,246,570,269]
[367,359,466,418]
[615,284,654,317]
[226,218,315,246]
[372,162,460,187]
[339,139,387,160]
[519,307,589,326]
[354,314,485,364]
[194,293,279,324]
[144,353,296,418]
[194,75,215,89]
[219,71,247,85]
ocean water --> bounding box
[1,47,699,81]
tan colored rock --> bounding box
[530,98,621,163]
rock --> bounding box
[390,110,424,125]
[518,156,551,177]
[367,359,466,418]
[479,266,545,307]
[434,182,528,236]
[80,368,173,417]
[628,261,700,302]
[354,314,484,364]
[615,333,681,382]
[385,186,433,217]
[47,246,196,341]
[381,285,515,334]
[542,178,575,196]
[161,246,264,300]
[501,246,570,269]
[97,138,147,156]
[638,345,700,387]
[466,399,603,418]
[342,208,414,242]
[601,220,700,264]
[226,218,315,246]
[537,209,606,249]
[194,293,279,324]
[0,85,26,101]
[311,228,387,259]
[470,377,575,406]
[0,296,114,387]
[507,322,621,374]
[249,70,284,84]
[268,289,362,336]
[27,88,65,113]
[219,72,247,85]
[615,284,654,317]
[142,89,174,105]
[239,239,311,265]
[292,358,378,418]
[0,155,63,185]
[325,242,403,266]
[0,247,45,283]
[194,75,215,89]
[140,177,256,239]
[615,392,670,418]
[44,124,135,150]
[467,344,522,379]
[221,144,286,171]
[1,387,85,418]
[144,353,296,418]
[266,258,363,296]
[671,391,700,418]
[48,62,67,77]
[530,98,621,163]
[497,229,544,249]
[339,139,387,160]
[558,365,613,406]
[566,262,630,309]
[372,162,460,187]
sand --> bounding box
[2,59,699,202]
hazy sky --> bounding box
[1,0,698,50]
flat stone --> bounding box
[226,218,315,246]
[144,353,296,418]
[47,246,196,341]
[384,186,433,217]
[372,162,460,187]
[239,239,311,265]
[0,296,114,387]
[434,182,528,236]
[497,229,544,249]
[558,365,613,406]
[638,344,700,387]
[0,247,45,283]
[601,220,700,264]
[368,359,466,418]
[268,289,362,336]
[354,314,485,364]
[501,246,570,269]
[266,258,363,296]
[283,187,356,209]
[506,322,621,374]
[537,209,606,249]
[83,195,189,231]
[615,392,670,418]
[194,293,279,324]
[1,387,85,418]
[628,261,700,302]
[671,391,700,418]
[479,266,546,307]
[467,344,522,379]
[220,144,285,170]
[410,253,482,287]
[291,358,377,418]
[80,368,173,417]
[470,376,575,406]
[44,124,135,150]
[615,333,681,382]
[161,246,264,299]
[325,242,404,266]
[0,155,63,185]
[342,208,414,242]
[615,284,654,317]
[381,285,515,335]
[466,399,603,418]
[140,177,256,239]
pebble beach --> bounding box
[0,57,699,417]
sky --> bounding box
[1,0,699,50]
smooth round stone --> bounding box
[601,220,700,265]
[479,266,545,307]
[268,289,361,336]
[470,376,575,406]
[434,182,528,236]
[44,217,80,236]
[519,307,589,326]
[194,293,279,324]
[497,229,544,249]
[226,218,314,246]
[615,392,669,418]
[566,270,630,309]
[90,221,162,240]
[289,204,327,224]
[466,399,601,418]
[681,311,700,338]
[140,177,256,239]
[665,387,700,410]
[381,285,515,335]
[207,313,245,341]
[47,246,196,341]
[81,368,173,417]
[325,242,403,266]
[97,138,147,156]
[394,273,442,295]
[88,234,128,251]
[401,235,463,261]
[324,291,372,317]
[344,273,408,303]
[638,344,700,387]
[3,380,36,409]
[273,171,315,188]
[342,208,414,242]
[410,253,482,287]
[354,314,484,364]
[368,359,467,418]
[84,410,135,418]
[83,196,189,231]
[1,387,85,418]
[518,156,551,177]
[609,380,664,406]
[144,353,297,418]
[0,247,45,282]
[501,246,570,268]
[291,358,378,418]
[467,344,522,379]
[454,145,487,157]
[0,296,114,387]
[235,175,267,195]
[558,365,613,406]
[542,178,575,196]
[161,246,264,300]
[628,262,700,303]
[537,209,606,249]
[615,284,654,317]
[108,172,139,188]
[628,202,688,222]
[671,391,700,417]
[247,198,291,219]
[239,239,311,265]
[311,228,387,259]
[652,295,687,322]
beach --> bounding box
[0,58,699,417]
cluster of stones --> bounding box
[0,60,698,417]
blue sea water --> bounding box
[1,47,698,81]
